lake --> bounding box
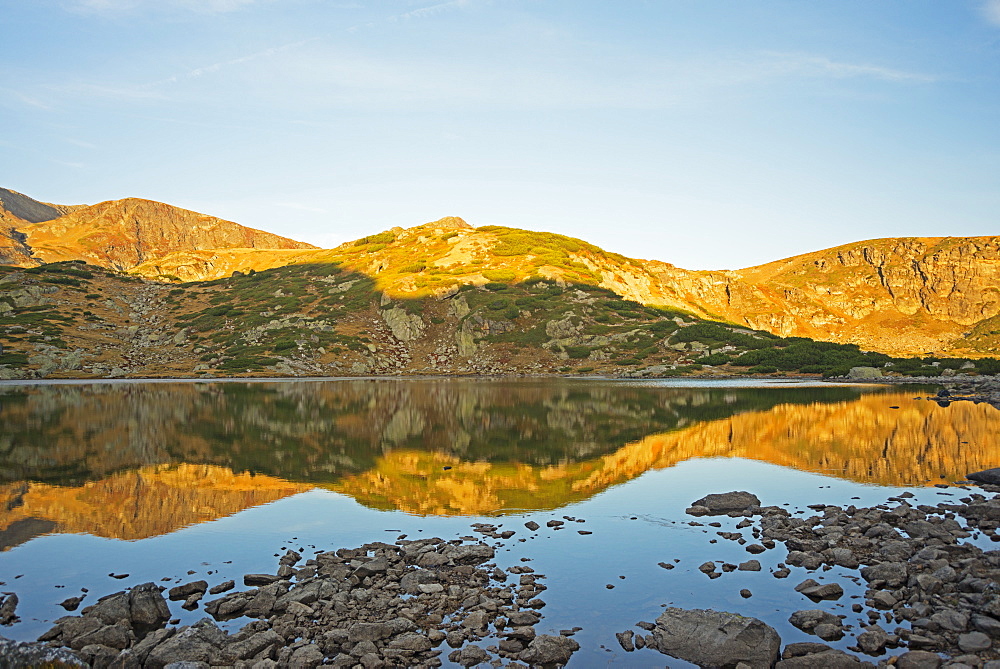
[1,377,998,666]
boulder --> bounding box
[687,491,761,516]
[847,366,882,379]
[518,634,579,666]
[968,468,1000,485]
[647,607,780,668]
[0,635,87,667]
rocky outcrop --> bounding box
[381,306,425,342]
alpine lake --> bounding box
[1,377,999,667]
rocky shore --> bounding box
[839,375,1000,411]
[2,477,999,668]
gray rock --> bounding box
[128,583,172,631]
[860,562,908,588]
[648,607,780,668]
[223,629,282,660]
[449,644,490,666]
[968,468,1000,485]
[169,581,208,601]
[789,609,840,632]
[207,581,234,596]
[813,623,843,641]
[688,491,761,515]
[895,650,942,669]
[288,643,324,668]
[776,649,873,668]
[847,366,882,379]
[0,635,87,667]
[957,631,991,652]
[518,634,579,666]
[616,630,635,651]
[144,619,227,669]
[738,560,761,571]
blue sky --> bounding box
[3,0,999,270]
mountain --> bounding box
[0,187,85,266]
[15,197,316,272]
[0,187,998,373]
[125,221,1000,356]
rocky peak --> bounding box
[0,187,84,224]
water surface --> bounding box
[0,377,996,665]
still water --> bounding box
[0,377,997,665]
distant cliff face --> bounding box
[19,198,316,272]
[640,237,1000,355]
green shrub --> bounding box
[749,365,778,374]
[565,346,591,359]
[483,269,517,283]
[400,262,426,273]
[695,353,731,366]
[354,232,396,246]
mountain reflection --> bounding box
[0,380,996,546]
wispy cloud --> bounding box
[389,0,473,22]
[983,0,1000,26]
[147,39,317,88]
[66,0,259,14]
[0,88,56,111]
[756,52,937,84]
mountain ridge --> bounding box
[1,187,998,358]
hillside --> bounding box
[1,188,999,371]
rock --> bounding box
[860,562,908,588]
[0,593,19,625]
[895,650,942,669]
[813,623,843,641]
[144,619,227,668]
[796,581,844,601]
[524,521,540,531]
[647,607,780,669]
[382,307,425,341]
[688,491,761,515]
[957,631,992,652]
[0,635,87,667]
[243,574,280,586]
[847,366,882,379]
[207,581,234,596]
[857,625,889,655]
[169,581,208,601]
[288,643,324,668]
[616,630,635,651]
[518,634,579,666]
[738,560,761,571]
[776,649,873,667]
[789,609,840,632]
[60,595,85,611]
[968,468,1000,485]
[449,644,490,667]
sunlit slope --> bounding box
[4,187,1000,356]
[131,224,1000,356]
[19,198,316,271]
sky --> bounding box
[3,0,1000,270]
